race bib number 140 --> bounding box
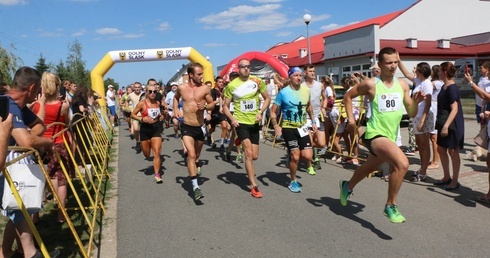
[377,93,402,112]
[240,100,257,112]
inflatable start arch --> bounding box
[219,51,288,81]
[91,47,214,106]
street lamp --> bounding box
[303,14,312,64]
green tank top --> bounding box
[365,77,404,142]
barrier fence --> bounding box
[2,106,113,258]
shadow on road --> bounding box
[257,171,302,188]
[216,171,250,192]
[306,196,393,240]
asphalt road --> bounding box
[115,119,490,258]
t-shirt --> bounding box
[210,88,222,115]
[431,80,444,116]
[165,91,175,109]
[274,85,310,129]
[224,75,266,125]
[413,78,433,117]
[302,80,323,118]
[128,92,144,111]
[8,97,39,146]
[106,90,115,106]
[325,86,334,98]
[475,76,490,107]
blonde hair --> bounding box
[321,76,336,99]
[41,72,61,97]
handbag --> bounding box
[474,125,488,149]
[2,150,46,211]
[435,109,456,131]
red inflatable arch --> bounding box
[219,51,288,81]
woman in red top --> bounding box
[33,72,72,223]
[131,84,165,183]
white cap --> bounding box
[108,84,114,88]
[369,64,380,70]
[170,82,178,86]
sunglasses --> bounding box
[239,65,250,69]
[147,90,157,94]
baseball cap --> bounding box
[170,82,178,86]
[108,84,114,88]
[369,64,380,70]
[229,71,239,78]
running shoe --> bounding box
[383,204,406,223]
[339,180,352,206]
[288,180,301,193]
[212,142,217,149]
[206,133,212,145]
[236,154,243,163]
[404,148,415,156]
[197,165,202,176]
[194,188,204,201]
[251,186,263,198]
[130,134,134,140]
[135,142,142,154]
[154,175,163,184]
[313,160,321,170]
[307,166,316,175]
[226,150,231,162]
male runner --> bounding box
[223,58,271,198]
[173,63,215,201]
[339,47,424,223]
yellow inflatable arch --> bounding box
[90,47,214,106]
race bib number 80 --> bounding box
[240,99,257,112]
[377,93,402,112]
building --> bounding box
[266,0,490,85]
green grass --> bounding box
[461,97,476,116]
[0,132,116,258]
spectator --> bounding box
[466,61,490,202]
[71,85,94,164]
[0,114,13,170]
[32,72,73,223]
[428,65,444,169]
[433,62,464,191]
[106,84,116,127]
[1,66,56,258]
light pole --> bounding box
[303,14,312,65]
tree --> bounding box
[66,39,90,87]
[54,60,71,82]
[0,44,23,84]
[104,78,119,92]
[34,54,51,75]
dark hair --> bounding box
[341,76,355,87]
[147,78,157,85]
[303,64,315,71]
[187,63,203,75]
[0,82,9,95]
[204,81,212,85]
[431,65,441,81]
[440,62,456,79]
[72,85,93,106]
[481,61,490,71]
[378,47,397,63]
[416,62,432,78]
[12,66,41,91]
[214,76,222,82]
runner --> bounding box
[339,47,424,223]
[128,82,145,153]
[270,67,315,193]
[223,58,271,198]
[131,84,165,183]
[224,71,243,162]
[164,82,180,138]
[302,64,327,174]
[120,86,133,132]
[173,63,215,201]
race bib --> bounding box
[297,124,309,138]
[148,108,160,119]
[377,93,402,112]
[240,99,257,112]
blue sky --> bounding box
[0,0,415,86]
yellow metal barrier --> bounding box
[2,105,113,258]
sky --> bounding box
[0,0,417,86]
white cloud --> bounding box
[157,22,170,32]
[96,28,122,35]
[0,0,27,5]
[122,33,145,39]
[276,31,292,37]
[72,28,87,37]
[198,4,289,33]
[320,21,359,31]
[37,29,64,37]
[289,14,331,28]
[253,0,283,2]
[20,34,28,38]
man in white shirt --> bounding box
[106,85,116,126]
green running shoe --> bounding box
[339,180,352,206]
[236,153,243,163]
[383,205,406,223]
[312,160,321,170]
[307,166,316,175]
[194,188,204,201]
